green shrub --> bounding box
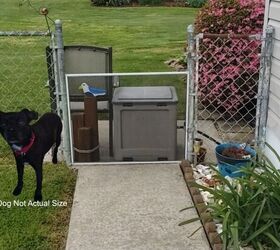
[194,0,264,120]
[187,0,206,8]
[138,0,163,5]
[91,0,131,6]
[195,0,264,34]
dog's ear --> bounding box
[21,109,39,122]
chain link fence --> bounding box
[186,26,273,162]
[0,31,56,164]
[197,33,261,142]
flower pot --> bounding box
[197,147,207,164]
[215,143,256,178]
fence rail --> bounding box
[0,31,50,36]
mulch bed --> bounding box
[180,160,223,250]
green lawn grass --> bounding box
[0,1,197,72]
[0,1,197,117]
[1,1,197,116]
[0,1,197,249]
[0,163,77,250]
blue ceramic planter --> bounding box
[215,143,256,178]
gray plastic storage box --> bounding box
[113,86,178,161]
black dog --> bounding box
[0,109,62,201]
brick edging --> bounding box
[180,160,223,250]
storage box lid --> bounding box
[112,86,178,104]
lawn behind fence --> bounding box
[1,1,198,117]
[1,1,197,72]
[0,1,196,249]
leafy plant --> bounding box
[91,0,131,6]
[138,0,163,5]
[181,147,280,249]
[194,0,264,118]
[186,0,206,8]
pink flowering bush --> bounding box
[195,0,264,119]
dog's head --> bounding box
[0,109,38,145]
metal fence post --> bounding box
[185,24,195,162]
[255,25,274,155]
[55,20,71,165]
[50,32,61,115]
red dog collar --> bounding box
[12,132,35,157]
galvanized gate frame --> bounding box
[186,24,274,163]
[185,25,196,162]
[255,26,274,155]
[53,20,72,165]
[52,21,194,165]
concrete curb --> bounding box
[180,160,223,250]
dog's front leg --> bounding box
[13,158,24,196]
[33,164,43,201]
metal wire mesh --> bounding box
[0,31,56,163]
[195,34,262,146]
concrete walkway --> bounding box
[66,163,210,250]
